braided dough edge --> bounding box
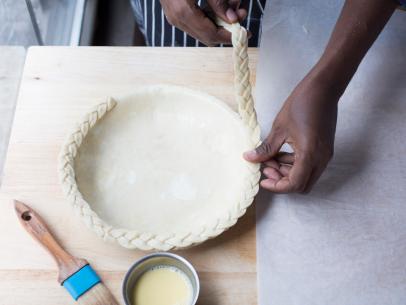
[58,23,260,251]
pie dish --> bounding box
[59,22,260,250]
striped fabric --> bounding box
[129,0,267,47]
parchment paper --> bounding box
[255,1,406,304]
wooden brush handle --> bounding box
[14,200,88,283]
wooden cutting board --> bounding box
[0,47,258,305]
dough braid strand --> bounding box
[216,20,261,145]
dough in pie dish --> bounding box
[59,22,260,250]
[75,86,254,233]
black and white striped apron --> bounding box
[129,0,266,47]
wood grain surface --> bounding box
[0,47,258,305]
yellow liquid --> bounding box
[132,265,193,305]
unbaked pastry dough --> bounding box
[59,22,260,250]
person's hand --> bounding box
[244,73,339,194]
[160,0,247,46]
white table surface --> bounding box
[255,1,406,304]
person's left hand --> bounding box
[243,72,339,194]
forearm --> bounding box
[311,0,397,97]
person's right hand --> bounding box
[160,0,247,46]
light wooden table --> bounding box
[0,47,258,305]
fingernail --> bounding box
[226,8,238,22]
[243,150,257,160]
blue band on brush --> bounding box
[62,265,101,300]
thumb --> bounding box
[243,134,284,163]
[207,0,238,23]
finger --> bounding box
[216,3,247,22]
[260,178,278,191]
[207,0,238,23]
[279,164,291,176]
[302,168,318,194]
[263,154,313,193]
[263,167,283,181]
[213,27,232,44]
[263,160,291,177]
[303,161,329,193]
[263,159,280,170]
[236,8,247,21]
[228,0,241,10]
[260,177,291,193]
[274,152,295,165]
[287,154,313,193]
[198,27,232,45]
[243,134,284,163]
[183,7,232,45]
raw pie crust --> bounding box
[59,22,260,250]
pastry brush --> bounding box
[14,200,118,305]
